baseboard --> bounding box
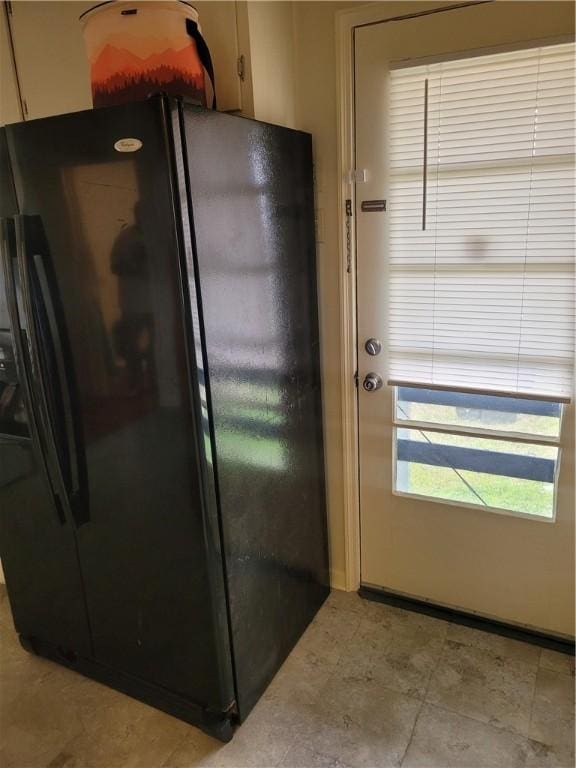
[359,585,575,656]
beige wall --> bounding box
[245,1,297,127]
[291,1,355,588]
[0,5,22,125]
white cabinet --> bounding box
[6,1,93,120]
[3,0,249,122]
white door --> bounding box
[355,2,575,637]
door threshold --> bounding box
[359,585,575,656]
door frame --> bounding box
[334,1,499,592]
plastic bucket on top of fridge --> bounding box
[79,1,216,109]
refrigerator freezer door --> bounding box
[6,100,234,714]
[0,213,92,658]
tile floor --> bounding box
[0,586,574,768]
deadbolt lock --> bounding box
[365,338,382,356]
[363,373,383,392]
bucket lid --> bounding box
[79,1,198,23]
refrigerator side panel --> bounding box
[182,107,330,718]
[6,100,235,719]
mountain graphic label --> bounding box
[90,44,206,108]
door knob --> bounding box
[365,338,382,356]
[363,373,383,392]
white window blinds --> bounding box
[387,43,575,400]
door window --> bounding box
[394,387,561,519]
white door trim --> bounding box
[334,1,487,592]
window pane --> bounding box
[394,427,558,518]
[396,387,561,439]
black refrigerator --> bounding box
[0,96,329,741]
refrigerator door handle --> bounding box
[1,217,67,525]
[14,215,88,526]
[32,251,85,513]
